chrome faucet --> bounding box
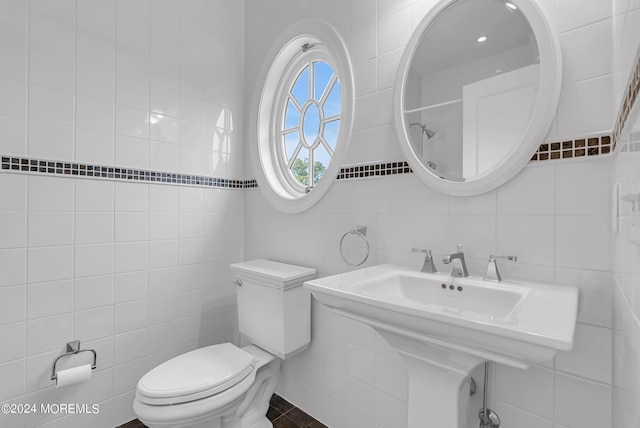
[442,245,469,277]
[412,248,437,273]
[483,255,517,282]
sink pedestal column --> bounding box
[378,330,485,428]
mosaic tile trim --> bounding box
[332,134,615,182]
[336,161,412,180]
[3,133,617,189]
[530,134,613,161]
[0,156,256,189]
[614,49,640,147]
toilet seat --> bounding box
[136,343,256,406]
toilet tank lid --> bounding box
[230,259,316,289]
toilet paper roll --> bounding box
[55,364,92,388]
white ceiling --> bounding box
[412,0,537,76]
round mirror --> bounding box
[394,0,561,196]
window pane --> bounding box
[291,150,310,186]
[284,132,300,164]
[323,119,340,152]
[314,61,334,101]
[279,55,343,191]
[292,66,310,106]
[313,144,330,185]
[302,103,320,146]
[284,99,300,130]
[324,80,341,117]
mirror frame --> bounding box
[393,0,562,196]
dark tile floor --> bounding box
[268,394,328,428]
[116,394,327,428]
[117,420,146,428]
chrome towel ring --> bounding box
[339,225,369,266]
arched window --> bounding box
[281,56,341,191]
[251,21,353,213]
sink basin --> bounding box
[304,264,579,428]
[349,270,528,320]
[305,264,578,367]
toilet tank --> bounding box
[229,259,316,359]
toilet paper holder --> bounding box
[51,340,97,381]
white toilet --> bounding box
[133,259,316,428]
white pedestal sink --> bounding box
[304,265,579,428]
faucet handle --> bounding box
[411,248,432,255]
[411,248,437,273]
[456,244,463,253]
[483,255,517,282]
[490,255,517,262]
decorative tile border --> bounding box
[530,134,613,161]
[5,56,635,190]
[614,49,640,147]
[2,134,619,190]
[0,156,255,189]
[336,161,412,180]
[244,179,259,188]
[332,133,616,182]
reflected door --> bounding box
[462,64,539,177]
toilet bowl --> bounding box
[134,344,279,428]
[133,260,316,428]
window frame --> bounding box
[277,51,341,192]
[250,20,354,213]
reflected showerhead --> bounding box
[409,122,436,140]
[424,128,436,139]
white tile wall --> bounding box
[561,19,613,85]
[251,164,616,428]
[74,275,113,311]
[28,123,74,160]
[0,173,243,428]
[27,280,73,320]
[0,285,25,326]
[377,7,411,56]
[495,364,554,419]
[244,1,620,428]
[497,403,554,428]
[0,1,245,428]
[0,322,26,364]
[3,0,243,174]
[1,0,633,427]
[558,0,612,33]
[555,373,612,428]
[349,0,377,65]
[611,3,640,423]
[0,2,28,84]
